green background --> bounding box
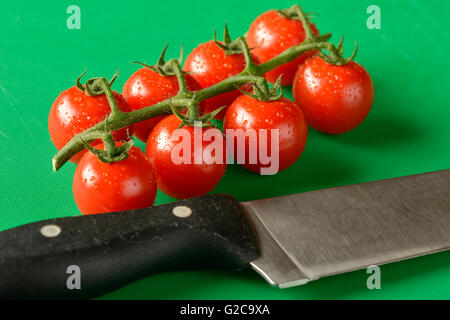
[0,0,449,299]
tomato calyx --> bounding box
[276,4,329,43]
[81,128,134,164]
[132,43,184,77]
[213,24,244,56]
[238,76,284,102]
[319,37,359,66]
[76,70,126,118]
[276,4,315,22]
[169,97,223,129]
[76,70,119,96]
[133,44,192,97]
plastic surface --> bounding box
[0,0,449,299]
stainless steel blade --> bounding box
[242,170,450,288]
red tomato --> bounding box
[122,68,202,142]
[293,56,374,134]
[146,115,226,199]
[247,9,319,86]
[73,144,157,215]
[183,41,249,119]
[48,86,133,163]
[223,95,308,174]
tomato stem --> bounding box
[99,78,123,118]
[169,59,190,97]
[255,40,330,75]
[237,37,257,74]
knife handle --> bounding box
[0,194,259,299]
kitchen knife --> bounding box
[0,170,449,299]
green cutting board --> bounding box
[0,0,448,299]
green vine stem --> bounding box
[169,58,190,97]
[52,5,346,171]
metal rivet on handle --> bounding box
[172,206,192,218]
[40,224,62,238]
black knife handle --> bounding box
[0,194,259,299]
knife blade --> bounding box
[0,170,448,299]
[244,169,450,288]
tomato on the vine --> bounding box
[293,56,374,134]
[247,9,319,86]
[122,68,202,142]
[183,41,250,120]
[48,87,133,163]
[73,143,157,215]
[223,95,308,174]
[146,115,226,199]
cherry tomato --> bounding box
[48,86,133,163]
[247,9,319,86]
[223,95,308,174]
[146,115,226,199]
[73,143,157,215]
[183,41,250,119]
[293,56,374,134]
[122,68,202,142]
